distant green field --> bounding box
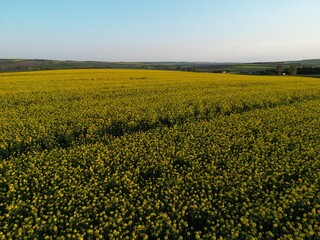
[1,70,319,239]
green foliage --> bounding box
[0,70,319,239]
[289,66,298,76]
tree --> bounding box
[276,65,284,75]
[289,65,297,76]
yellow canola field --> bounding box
[0,70,319,239]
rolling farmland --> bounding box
[0,69,319,239]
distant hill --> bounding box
[0,59,137,72]
[1,58,320,75]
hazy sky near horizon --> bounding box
[1,0,320,62]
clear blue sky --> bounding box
[1,0,319,62]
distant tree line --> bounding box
[259,65,320,76]
[297,66,320,75]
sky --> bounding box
[1,0,320,62]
